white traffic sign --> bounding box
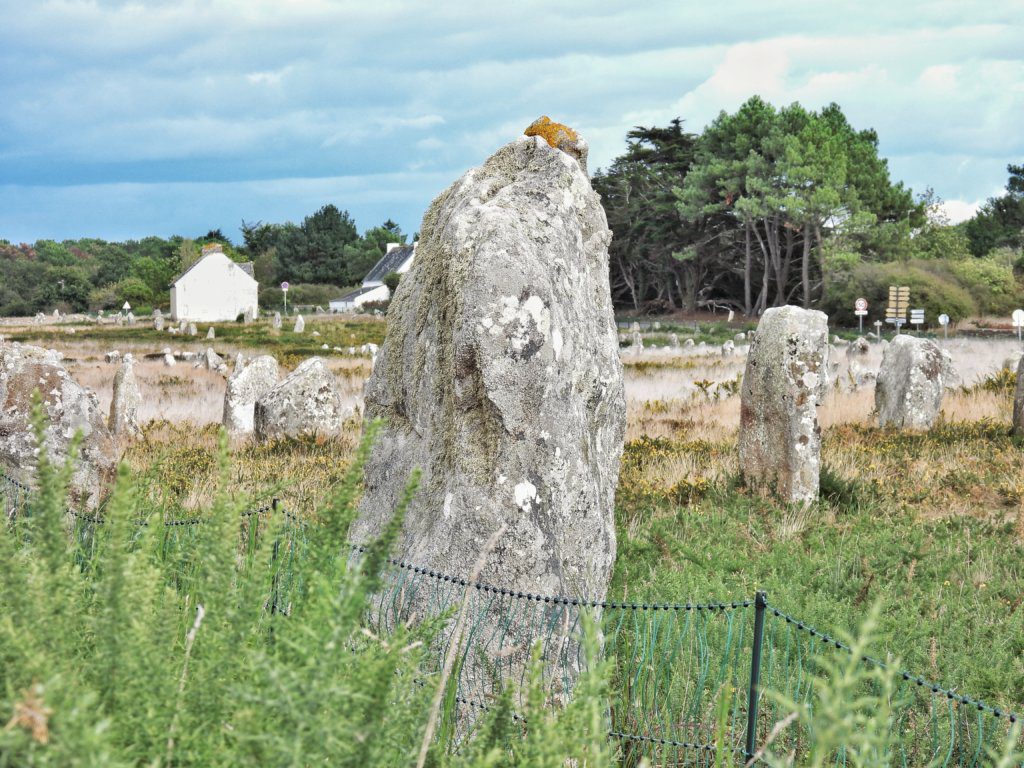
[854,297,868,313]
[938,314,949,326]
[1012,309,1024,327]
[122,301,131,311]
[910,309,925,324]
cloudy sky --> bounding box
[1,0,1022,244]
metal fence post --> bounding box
[269,498,280,615]
[744,591,768,761]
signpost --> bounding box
[122,301,131,315]
[854,297,868,335]
[885,286,909,336]
[1012,308,1024,343]
[938,313,949,341]
[281,281,290,315]
[873,320,883,339]
[910,308,925,332]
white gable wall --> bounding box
[170,253,258,322]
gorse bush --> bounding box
[0,408,612,767]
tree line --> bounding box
[2,96,1021,322]
[593,97,1024,322]
[0,206,408,316]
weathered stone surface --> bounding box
[875,335,944,429]
[0,345,114,508]
[940,350,960,389]
[206,326,215,339]
[204,348,224,371]
[1013,356,1024,437]
[154,313,164,331]
[105,350,121,363]
[721,340,735,357]
[738,305,829,504]
[293,315,305,333]
[351,132,625,620]
[734,332,746,342]
[109,354,141,437]
[254,357,347,440]
[630,330,643,352]
[273,312,282,329]
[188,323,197,337]
[223,355,279,436]
[669,333,680,349]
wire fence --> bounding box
[2,469,1021,766]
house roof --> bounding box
[364,243,414,284]
[331,285,381,304]
[171,252,256,286]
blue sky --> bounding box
[1,0,1022,244]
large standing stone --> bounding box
[0,345,115,508]
[351,129,626,611]
[1012,356,1024,437]
[739,306,830,504]
[253,357,347,440]
[875,335,944,429]
[109,354,141,437]
[223,355,279,437]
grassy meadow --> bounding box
[2,313,1023,762]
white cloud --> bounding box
[940,198,982,224]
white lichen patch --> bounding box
[514,480,538,512]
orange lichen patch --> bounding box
[525,115,578,148]
[524,116,587,168]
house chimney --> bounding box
[386,243,400,253]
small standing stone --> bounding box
[163,353,176,367]
[204,348,224,371]
[669,333,680,349]
[847,337,870,358]
[739,306,830,504]
[179,319,188,333]
[293,315,305,333]
[223,355,279,437]
[875,335,945,429]
[206,327,215,340]
[734,332,746,343]
[630,330,643,352]
[721,340,735,357]
[126,312,136,326]
[273,312,282,330]
[188,323,197,337]
[109,354,141,437]
[153,312,164,331]
[105,351,121,364]
[254,357,348,440]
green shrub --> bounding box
[948,256,1024,315]
[824,259,977,326]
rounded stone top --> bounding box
[524,116,588,170]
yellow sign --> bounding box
[886,286,910,321]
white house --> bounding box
[170,244,258,322]
[329,242,416,313]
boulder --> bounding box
[875,335,944,429]
[1014,356,1024,437]
[293,315,305,333]
[734,332,746,342]
[684,338,695,348]
[350,129,625,669]
[847,337,870,358]
[738,306,830,504]
[0,345,114,508]
[223,355,279,437]
[204,348,224,371]
[254,357,347,440]
[109,354,141,437]
[104,350,121,364]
